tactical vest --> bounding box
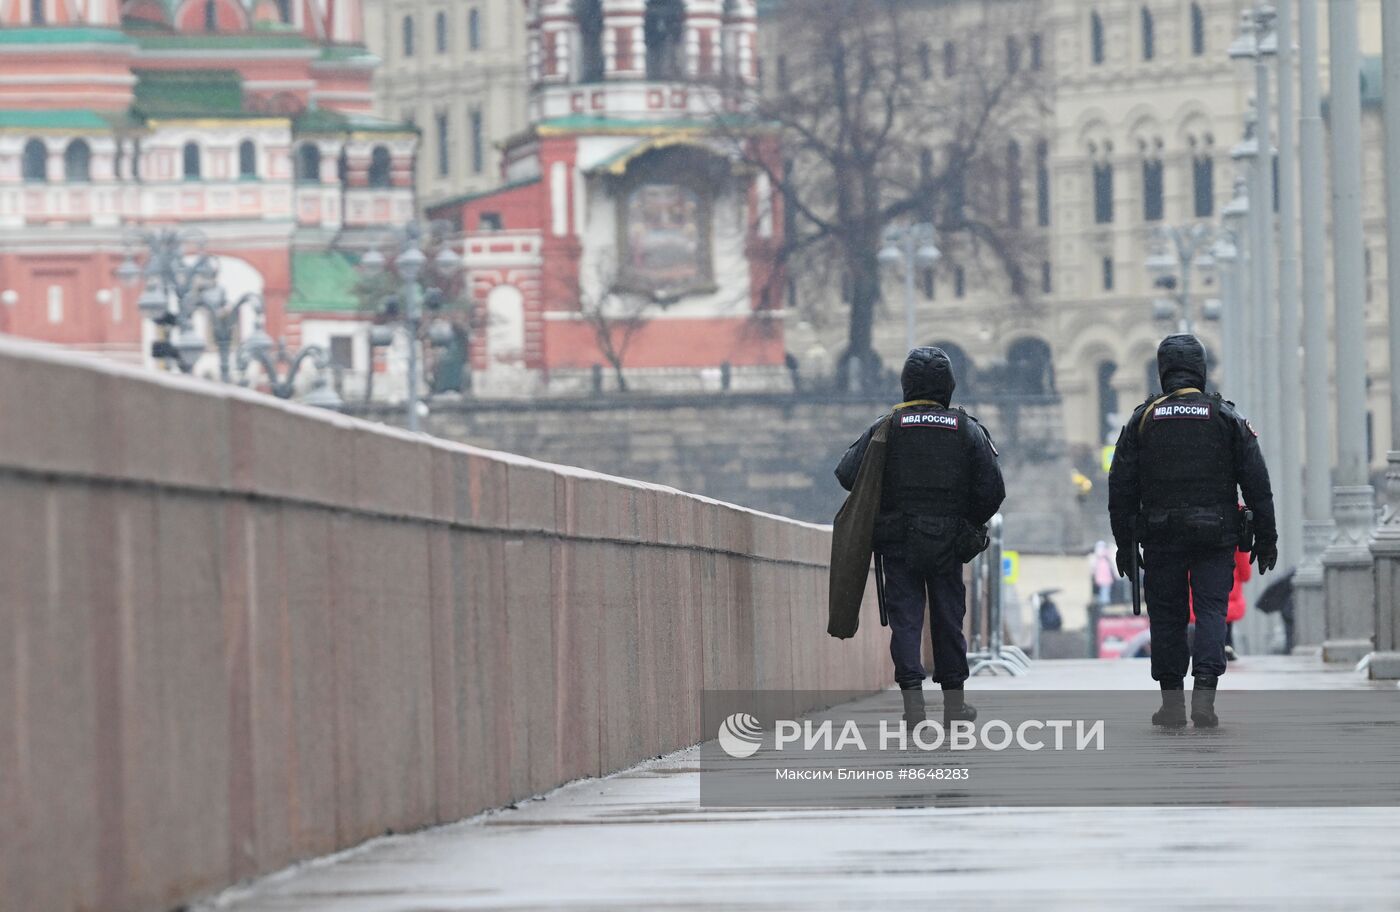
[1136,391,1237,515]
[880,405,972,517]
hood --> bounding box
[901,346,956,404]
[1156,334,1207,393]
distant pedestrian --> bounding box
[1090,540,1116,606]
[1255,569,1296,653]
[1190,545,1251,661]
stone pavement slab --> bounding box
[200,658,1400,912]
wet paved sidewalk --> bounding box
[202,657,1400,912]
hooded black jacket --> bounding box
[834,347,1005,532]
[1108,334,1277,552]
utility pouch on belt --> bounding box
[1180,508,1226,543]
[906,515,958,572]
[954,519,991,564]
[1141,507,1236,547]
[1141,510,1171,543]
[1238,508,1255,552]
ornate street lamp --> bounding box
[879,222,941,355]
[236,317,342,409]
[116,226,260,379]
[1143,222,1218,335]
[359,221,465,432]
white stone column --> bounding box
[1294,0,1333,650]
[1321,0,1377,664]
[1367,0,1400,679]
[1274,0,1304,583]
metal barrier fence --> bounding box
[968,514,1032,676]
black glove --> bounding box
[1116,546,1135,579]
[1252,540,1278,575]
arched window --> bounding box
[1097,361,1119,445]
[1030,33,1044,70]
[1035,139,1051,227]
[1006,140,1022,228]
[277,0,291,23]
[1007,338,1055,396]
[204,0,218,32]
[943,40,956,78]
[368,145,392,187]
[295,143,320,183]
[1190,3,1206,56]
[577,0,605,82]
[468,8,481,50]
[1140,7,1155,61]
[435,10,448,53]
[1142,157,1163,221]
[1193,153,1214,217]
[238,139,257,179]
[1006,36,1021,74]
[63,140,91,182]
[22,139,48,182]
[402,15,415,57]
[182,141,202,180]
[1092,161,1113,224]
[30,0,45,24]
[918,42,931,80]
[645,0,686,80]
[1090,11,1105,65]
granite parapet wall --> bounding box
[0,338,888,912]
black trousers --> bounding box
[879,552,969,689]
[1143,546,1235,682]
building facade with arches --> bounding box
[426,0,786,395]
[761,0,1395,483]
[0,0,416,380]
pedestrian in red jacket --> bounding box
[1191,549,1251,660]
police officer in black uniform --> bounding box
[1108,334,1277,727]
[836,347,1006,724]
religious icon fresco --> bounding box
[622,182,708,296]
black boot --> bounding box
[941,685,977,724]
[1192,675,1219,728]
[1152,681,1187,728]
[901,687,926,728]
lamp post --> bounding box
[1219,179,1251,405]
[359,222,464,433]
[116,227,260,380]
[199,287,267,383]
[1144,223,1220,337]
[235,318,342,409]
[1230,6,1281,513]
[1321,0,1376,664]
[1273,0,1305,585]
[878,222,941,354]
[1367,0,1400,679]
[1221,177,1254,415]
[1294,0,1333,649]
[1211,231,1241,399]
